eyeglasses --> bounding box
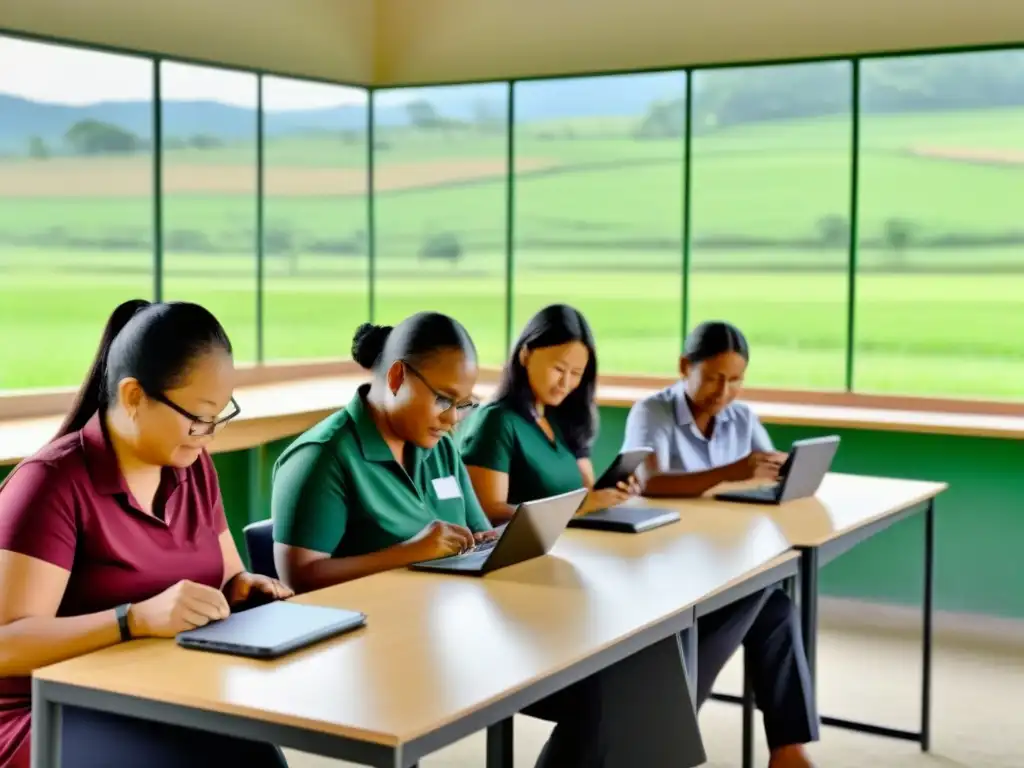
[148,391,241,436]
[402,362,478,417]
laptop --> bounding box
[409,487,588,575]
[176,600,367,659]
[714,435,840,505]
[569,447,680,533]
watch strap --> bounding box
[115,603,132,642]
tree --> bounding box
[634,99,684,140]
[64,119,140,155]
[405,100,443,130]
[27,135,49,160]
[883,218,917,265]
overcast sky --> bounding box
[0,37,367,109]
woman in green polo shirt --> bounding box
[271,314,492,591]
[461,304,635,523]
[271,311,704,768]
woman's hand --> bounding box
[577,486,632,516]
[224,572,293,609]
[128,580,231,638]
[403,520,476,561]
[474,530,500,543]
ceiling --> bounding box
[2,0,1023,86]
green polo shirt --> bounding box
[271,385,491,557]
[459,401,585,505]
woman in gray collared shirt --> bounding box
[623,321,820,768]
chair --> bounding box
[243,519,278,579]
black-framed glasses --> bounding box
[148,392,241,436]
[402,362,478,417]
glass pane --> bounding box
[373,83,509,364]
[0,38,153,389]
[262,78,368,361]
[514,72,686,375]
[857,52,1024,399]
[689,62,852,389]
[160,63,257,362]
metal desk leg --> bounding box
[30,683,62,768]
[487,717,514,768]
[798,548,820,692]
[921,498,935,752]
[742,648,755,768]
[681,624,698,709]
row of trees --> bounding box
[27,119,227,159]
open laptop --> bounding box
[569,447,680,533]
[714,435,840,505]
[176,601,366,659]
[409,487,587,575]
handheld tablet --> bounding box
[176,601,366,660]
[594,447,654,490]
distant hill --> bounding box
[0,75,684,154]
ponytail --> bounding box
[56,299,151,439]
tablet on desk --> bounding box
[176,601,366,659]
[569,505,679,533]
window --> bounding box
[160,63,258,362]
[372,83,510,364]
[0,37,153,389]
[857,52,1024,399]
[514,73,687,374]
[689,62,852,390]
[262,78,369,361]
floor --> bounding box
[286,625,1024,767]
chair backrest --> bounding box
[243,519,278,579]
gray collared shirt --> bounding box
[622,381,773,472]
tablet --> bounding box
[176,601,366,660]
[594,447,654,490]
[569,506,679,533]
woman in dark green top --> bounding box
[272,313,494,592]
[462,304,636,523]
[272,312,703,768]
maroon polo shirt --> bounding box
[0,413,228,768]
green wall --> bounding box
[3,407,1021,619]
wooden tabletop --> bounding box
[4,374,1016,467]
[35,507,792,745]
[658,472,948,549]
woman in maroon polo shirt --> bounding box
[0,300,293,768]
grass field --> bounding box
[2,106,1023,398]
[1,248,1022,398]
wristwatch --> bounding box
[115,603,133,642]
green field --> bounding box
[2,106,1024,398]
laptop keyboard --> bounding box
[747,484,780,500]
[471,538,498,553]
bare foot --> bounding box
[768,744,815,768]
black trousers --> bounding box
[695,586,819,751]
[50,706,287,768]
[523,634,706,768]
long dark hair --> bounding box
[57,300,233,438]
[495,304,598,458]
[683,321,750,363]
[350,312,477,374]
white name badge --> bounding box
[432,476,463,501]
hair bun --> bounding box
[351,323,394,369]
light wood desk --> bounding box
[660,473,948,754]
[32,509,797,768]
